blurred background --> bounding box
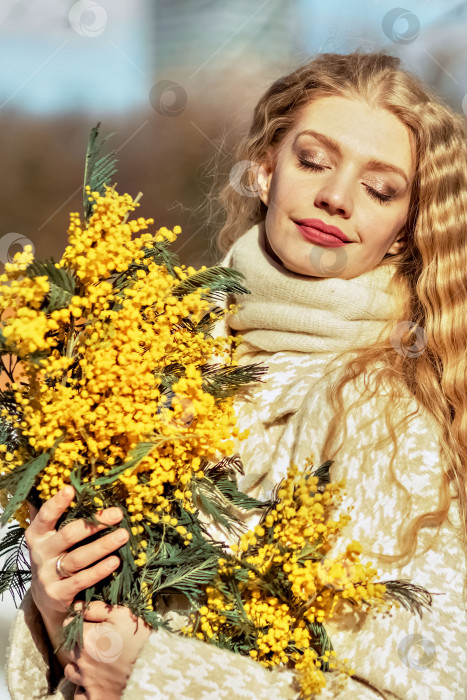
[1,0,467,696]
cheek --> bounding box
[267,167,300,211]
[359,208,403,242]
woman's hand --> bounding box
[25,486,130,666]
[63,600,152,700]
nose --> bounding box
[314,173,352,218]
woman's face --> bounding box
[257,95,416,279]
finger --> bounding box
[74,688,89,700]
[31,486,75,536]
[52,507,125,557]
[59,555,122,599]
[84,601,136,623]
[64,662,83,686]
[73,600,113,622]
[57,526,129,576]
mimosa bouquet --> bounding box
[0,124,269,649]
[182,456,434,697]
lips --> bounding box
[294,218,351,243]
[295,224,347,248]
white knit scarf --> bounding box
[224,220,399,359]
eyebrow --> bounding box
[294,129,410,186]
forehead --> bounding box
[284,96,416,180]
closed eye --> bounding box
[297,157,395,205]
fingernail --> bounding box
[62,486,73,498]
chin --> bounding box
[283,260,306,274]
[267,237,316,276]
[280,256,318,277]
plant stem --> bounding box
[0,355,15,384]
[61,316,75,387]
[122,192,143,225]
[78,427,96,479]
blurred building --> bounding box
[149,0,297,74]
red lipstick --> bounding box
[294,218,351,247]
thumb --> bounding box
[75,600,113,622]
[27,502,39,522]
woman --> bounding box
[7,50,467,699]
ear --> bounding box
[256,149,276,207]
[387,227,407,255]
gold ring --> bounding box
[56,553,74,579]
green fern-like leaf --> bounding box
[0,434,65,526]
[191,306,224,334]
[111,241,180,296]
[215,477,269,511]
[172,266,250,300]
[0,453,52,526]
[0,522,31,605]
[151,557,219,604]
[92,442,158,487]
[311,460,333,488]
[83,122,118,221]
[58,604,86,652]
[380,579,435,619]
[203,454,244,479]
[0,327,11,355]
[23,258,77,313]
[305,620,333,672]
[190,477,247,537]
[0,389,26,452]
[199,362,269,400]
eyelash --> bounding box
[297,158,395,205]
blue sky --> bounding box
[0,0,466,115]
[0,0,151,114]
